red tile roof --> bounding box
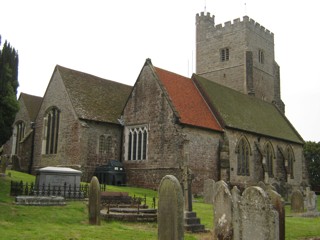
[154,67,222,132]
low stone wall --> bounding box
[15,196,66,206]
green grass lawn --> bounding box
[1,170,320,240]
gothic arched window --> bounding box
[12,121,25,155]
[286,146,295,179]
[126,126,148,161]
[264,142,274,177]
[42,107,60,154]
[236,136,250,176]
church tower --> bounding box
[196,12,285,113]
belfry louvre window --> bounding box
[236,137,250,176]
[42,107,60,154]
[220,48,229,62]
[127,126,148,161]
[258,49,264,64]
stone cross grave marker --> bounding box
[158,175,184,240]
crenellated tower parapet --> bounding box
[196,12,284,113]
[197,12,274,42]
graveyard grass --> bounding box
[0,171,319,240]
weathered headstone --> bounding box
[267,188,285,240]
[158,175,184,240]
[203,179,215,204]
[240,186,279,240]
[88,176,101,225]
[213,180,233,240]
[305,188,317,212]
[231,186,241,240]
[291,190,304,213]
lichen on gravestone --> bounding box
[88,176,101,225]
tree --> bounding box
[0,35,19,146]
[303,141,320,188]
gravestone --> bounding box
[267,188,285,240]
[240,186,279,240]
[305,188,317,212]
[231,186,241,240]
[213,180,233,240]
[89,176,101,225]
[158,175,184,240]
[291,190,304,213]
[203,179,215,204]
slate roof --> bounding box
[19,93,43,121]
[154,66,222,132]
[56,65,132,124]
[193,74,304,144]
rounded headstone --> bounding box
[158,175,184,240]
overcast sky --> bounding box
[1,0,319,142]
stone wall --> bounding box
[226,129,307,191]
[81,121,123,181]
[33,70,123,181]
[196,12,281,108]
[2,95,34,172]
[33,71,81,169]
[122,63,222,193]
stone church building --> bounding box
[2,12,308,195]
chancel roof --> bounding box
[19,93,43,121]
[193,74,304,144]
[154,66,222,132]
[56,65,132,124]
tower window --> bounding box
[258,49,264,64]
[220,48,229,62]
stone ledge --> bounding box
[15,196,66,206]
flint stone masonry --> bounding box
[291,190,304,213]
[15,196,66,206]
[203,179,215,204]
[158,175,184,240]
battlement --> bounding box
[196,12,274,41]
[196,12,215,25]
